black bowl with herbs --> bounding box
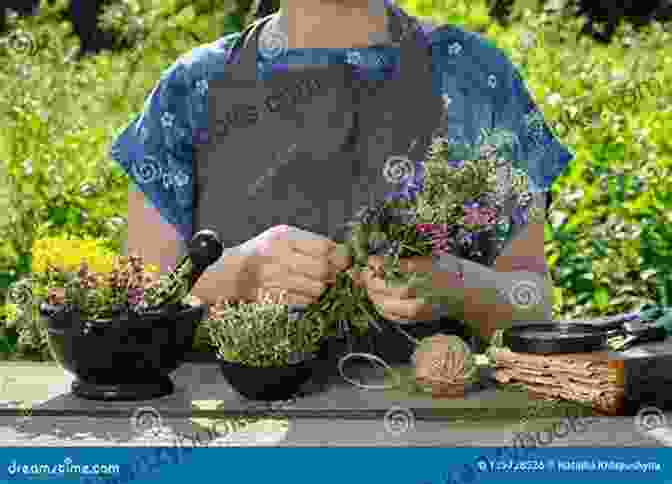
[40,301,206,401]
[218,357,316,401]
[205,298,325,401]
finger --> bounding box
[259,287,315,306]
[373,295,428,321]
[370,298,408,323]
[397,256,434,274]
[267,243,332,282]
[367,255,433,275]
[367,294,399,322]
[367,255,385,272]
[328,244,352,272]
[362,268,415,299]
[349,269,364,287]
[282,227,337,257]
[258,265,327,298]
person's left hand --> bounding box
[353,255,436,322]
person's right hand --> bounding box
[241,225,351,306]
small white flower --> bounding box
[22,159,33,176]
[173,170,190,187]
[196,79,208,97]
[160,112,176,130]
[519,30,537,50]
[546,93,562,106]
[346,50,363,65]
[17,65,31,80]
[447,42,462,55]
[487,74,497,89]
[591,113,601,128]
[610,71,626,82]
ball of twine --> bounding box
[412,334,477,396]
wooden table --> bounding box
[0,361,666,447]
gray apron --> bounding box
[194,7,442,246]
[194,10,482,362]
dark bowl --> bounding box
[39,302,207,401]
[218,358,315,401]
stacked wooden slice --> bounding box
[491,348,625,415]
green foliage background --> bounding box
[0,0,671,359]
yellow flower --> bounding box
[32,238,116,275]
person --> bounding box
[110,0,573,359]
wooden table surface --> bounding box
[0,362,668,447]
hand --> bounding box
[243,225,351,306]
[355,255,436,322]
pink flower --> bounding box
[415,224,434,233]
[416,224,454,257]
[462,207,497,226]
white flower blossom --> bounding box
[22,159,33,176]
[447,42,462,55]
[173,170,190,187]
[160,112,176,130]
[196,79,208,97]
[546,93,562,106]
[346,50,363,65]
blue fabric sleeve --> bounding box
[494,60,575,193]
[109,61,195,241]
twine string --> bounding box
[335,322,421,390]
[335,322,475,391]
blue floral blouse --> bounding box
[109,10,574,243]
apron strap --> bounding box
[227,6,430,82]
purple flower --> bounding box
[447,159,465,169]
[193,128,209,145]
[460,232,474,246]
[394,161,424,201]
[511,205,528,226]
